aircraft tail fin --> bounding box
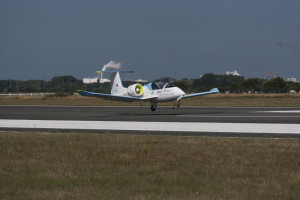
[95,71,134,95]
[111,72,127,95]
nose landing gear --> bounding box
[172,100,181,109]
[177,100,181,108]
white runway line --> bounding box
[255,110,300,113]
[0,119,300,134]
[179,115,300,118]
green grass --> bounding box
[0,93,300,107]
[1,132,299,199]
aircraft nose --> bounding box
[179,88,185,96]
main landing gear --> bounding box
[150,102,157,111]
[151,100,181,111]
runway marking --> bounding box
[255,110,300,113]
[179,115,300,118]
[0,119,299,134]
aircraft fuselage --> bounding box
[149,87,185,102]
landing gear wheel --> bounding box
[177,101,181,108]
[150,103,157,111]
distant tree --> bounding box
[227,83,240,93]
[289,82,300,92]
[173,80,188,91]
[218,74,245,88]
[123,80,139,87]
[50,75,83,92]
[242,78,260,92]
[192,73,217,91]
[153,77,175,83]
[263,77,287,93]
[0,80,11,92]
[192,73,245,92]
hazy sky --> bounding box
[1,0,300,81]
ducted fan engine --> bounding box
[127,84,144,97]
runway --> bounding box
[0,106,300,137]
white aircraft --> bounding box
[78,71,219,111]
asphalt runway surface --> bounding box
[0,106,300,137]
[0,105,299,123]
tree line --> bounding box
[155,73,300,93]
[0,74,299,94]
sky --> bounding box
[1,0,300,81]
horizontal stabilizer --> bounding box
[95,70,135,74]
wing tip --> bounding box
[210,88,220,93]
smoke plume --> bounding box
[102,60,122,71]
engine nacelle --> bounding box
[127,84,144,97]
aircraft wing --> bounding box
[77,90,157,102]
[181,88,219,99]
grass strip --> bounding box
[0,132,299,199]
[0,93,300,107]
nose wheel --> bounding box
[150,103,157,111]
[173,100,181,109]
[177,100,181,108]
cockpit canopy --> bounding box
[150,82,176,90]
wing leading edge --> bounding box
[182,88,219,99]
[77,90,157,102]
